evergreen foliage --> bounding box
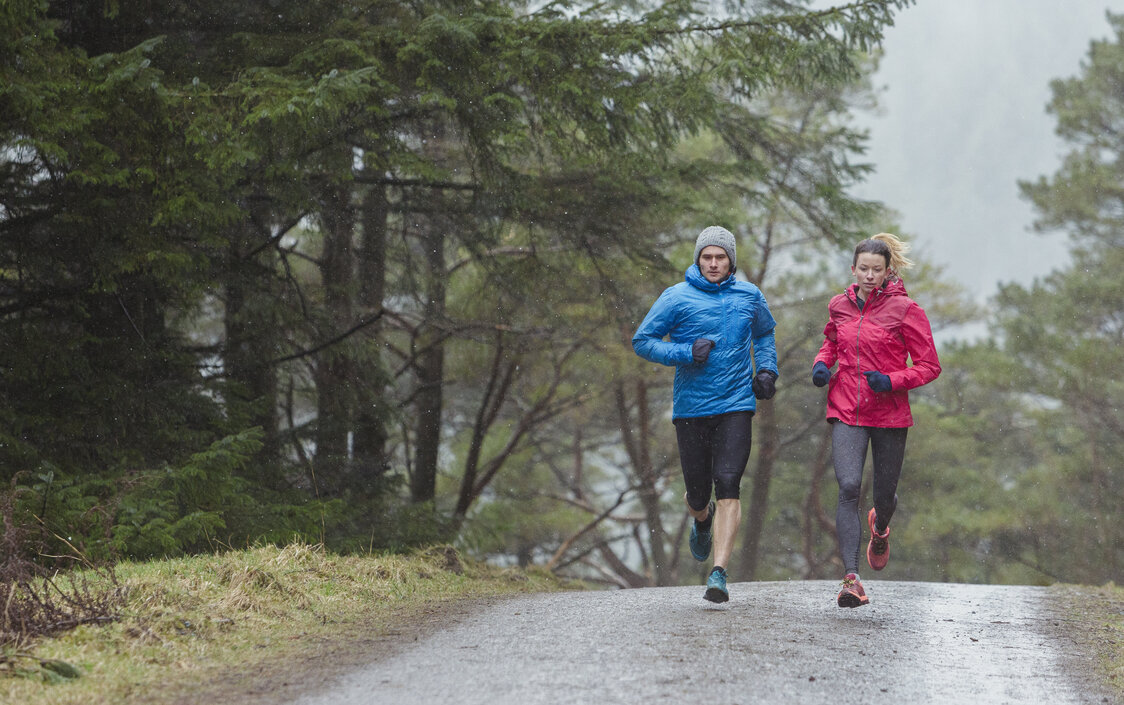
[997,13,1124,583]
[10,0,1095,590]
[2,0,1118,588]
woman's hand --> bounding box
[812,361,831,387]
[863,370,892,392]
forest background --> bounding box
[1,0,1120,591]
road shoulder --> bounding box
[1046,583,1124,703]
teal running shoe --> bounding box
[704,566,729,603]
[688,501,715,562]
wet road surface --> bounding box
[287,580,1105,704]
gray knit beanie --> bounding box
[693,226,737,273]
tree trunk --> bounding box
[616,379,671,585]
[455,335,516,518]
[802,424,837,578]
[312,184,356,495]
[352,184,390,495]
[411,225,445,505]
[224,218,280,480]
[737,401,779,581]
[83,278,171,460]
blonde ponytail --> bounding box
[854,232,914,276]
[871,232,914,273]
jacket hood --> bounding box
[686,263,735,292]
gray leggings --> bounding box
[832,421,908,574]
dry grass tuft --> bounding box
[0,489,124,683]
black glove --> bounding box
[811,361,831,387]
[863,370,892,392]
[692,338,715,363]
[752,370,777,400]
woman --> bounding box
[811,233,941,607]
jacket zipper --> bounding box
[855,309,864,423]
[853,288,877,424]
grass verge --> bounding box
[1,543,582,705]
[1052,582,1124,701]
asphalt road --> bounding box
[287,580,1110,705]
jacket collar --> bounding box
[846,276,907,306]
[686,264,735,292]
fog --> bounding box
[853,0,1124,299]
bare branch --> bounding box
[545,489,630,571]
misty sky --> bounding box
[853,1,1124,300]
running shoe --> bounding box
[866,507,890,571]
[836,573,869,608]
[704,566,729,603]
[688,500,716,562]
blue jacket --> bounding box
[632,265,778,419]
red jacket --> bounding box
[814,278,941,427]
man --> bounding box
[632,225,778,602]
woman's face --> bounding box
[851,252,888,297]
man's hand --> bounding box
[692,338,716,363]
[752,370,777,400]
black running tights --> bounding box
[673,411,753,512]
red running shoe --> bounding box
[867,507,890,571]
[837,573,869,608]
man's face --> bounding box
[698,246,731,283]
